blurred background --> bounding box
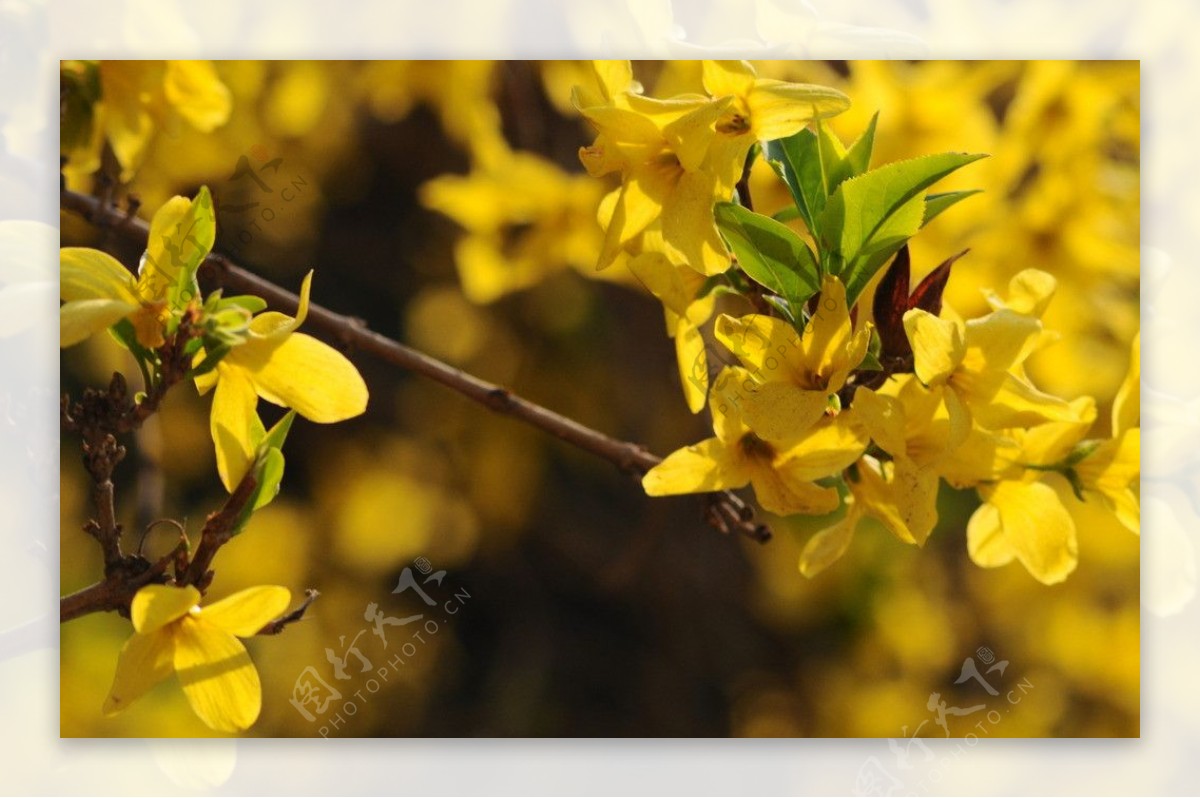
[59,60,1139,738]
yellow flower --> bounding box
[643,368,867,516]
[967,478,1080,585]
[104,584,291,733]
[62,60,231,182]
[965,391,1139,583]
[419,147,607,303]
[60,188,215,349]
[576,63,734,275]
[903,304,1075,431]
[195,272,369,490]
[701,60,850,190]
[715,275,871,442]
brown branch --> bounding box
[180,470,259,590]
[257,589,320,635]
[61,187,772,543]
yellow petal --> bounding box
[627,251,692,318]
[803,275,856,383]
[60,298,138,348]
[714,313,804,382]
[1019,397,1096,466]
[749,458,839,516]
[741,382,829,444]
[799,507,861,578]
[968,372,1077,429]
[660,97,730,173]
[853,387,906,456]
[1076,429,1140,497]
[210,366,263,492]
[701,60,757,100]
[903,309,964,386]
[103,630,175,716]
[131,584,201,634]
[987,480,1078,584]
[675,319,709,414]
[987,268,1057,318]
[248,271,313,341]
[201,586,292,637]
[961,309,1041,376]
[709,367,756,443]
[748,80,851,141]
[163,60,232,132]
[1112,331,1139,436]
[598,173,669,270]
[643,437,749,496]
[936,427,1018,488]
[776,413,869,480]
[174,616,262,732]
[139,196,191,299]
[660,169,729,275]
[60,247,138,304]
[966,501,1015,568]
[851,457,936,546]
[247,333,369,423]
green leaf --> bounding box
[259,410,298,455]
[251,447,286,512]
[231,447,286,535]
[816,117,853,194]
[844,112,879,178]
[818,152,986,304]
[715,202,821,312]
[764,130,826,238]
[763,295,796,324]
[771,206,803,223]
[214,294,268,315]
[187,343,230,378]
[923,190,983,226]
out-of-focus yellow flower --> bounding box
[643,367,867,516]
[195,272,368,491]
[420,148,606,303]
[104,584,290,733]
[60,188,215,349]
[715,275,871,442]
[701,60,850,190]
[357,60,507,164]
[61,60,231,182]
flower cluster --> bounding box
[568,60,1139,585]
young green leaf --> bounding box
[816,117,852,192]
[764,130,825,238]
[923,190,983,226]
[259,409,298,455]
[714,202,821,312]
[818,152,985,304]
[843,112,879,178]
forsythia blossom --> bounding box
[104,584,291,732]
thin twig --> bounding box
[257,589,320,635]
[180,470,259,591]
[60,187,772,543]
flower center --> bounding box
[738,431,776,461]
